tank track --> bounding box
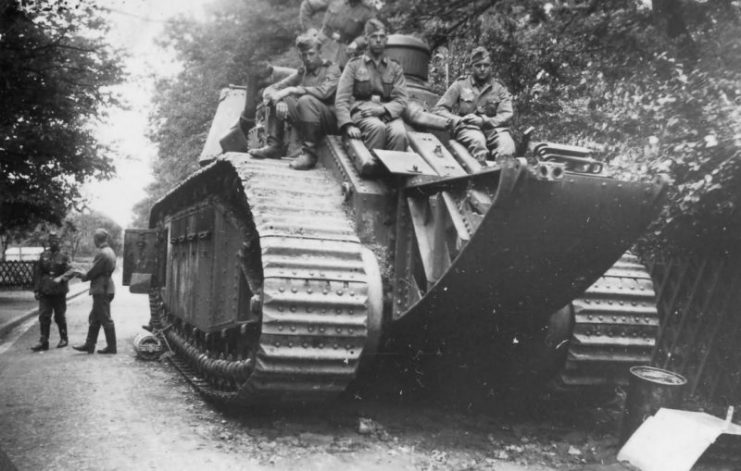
[151,155,381,405]
[558,253,660,387]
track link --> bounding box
[152,155,381,405]
[559,253,659,387]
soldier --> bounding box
[300,0,376,68]
[72,228,117,354]
[433,46,516,164]
[30,231,71,351]
[249,33,341,170]
[335,18,409,152]
[299,0,329,31]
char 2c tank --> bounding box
[123,35,666,405]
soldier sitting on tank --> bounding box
[335,18,409,153]
[248,34,341,170]
[299,0,376,69]
[433,46,516,164]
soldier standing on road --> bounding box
[433,46,516,164]
[249,34,341,170]
[335,18,409,152]
[30,232,71,351]
[72,228,117,355]
[300,0,376,68]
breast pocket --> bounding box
[354,68,371,98]
[382,77,394,99]
[484,100,499,117]
[459,98,475,115]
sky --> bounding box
[81,0,214,228]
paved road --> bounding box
[0,275,658,471]
[0,276,259,471]
[0,280,87,343]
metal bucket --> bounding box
[133,332,163,361]
[620,365,687,444]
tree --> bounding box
[132,0,297,227]
[64,210,123,259]
[0,0,125,260]
[384,0,741,255]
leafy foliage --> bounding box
[138,0,741,255]
[0,0,125,256]
[384,0,741,255]
[63,210,123,258]
[132,0,298,227]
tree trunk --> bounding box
[0,233,7,262]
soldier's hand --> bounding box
[462,114,484,127]
[344,125,362,140]
[448,116,463,132]
[34,291,39,301]
[360,103,386,118]
[275,101,288,120]
[262,90,275,105]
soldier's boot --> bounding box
[248,136,284,159]
[72,323,100,354]
[31,322,50,351]
[289,123,320,171]
[248,111,285,159]
[30,338,49,352]
[98,326,117,354]
[473,150,489,165]
[56,321,68,348]
[289,145,318,170]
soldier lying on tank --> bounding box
[335,19,409,153]
[300,0,376,68]
[248,34,341,171]
[433,46,516,164]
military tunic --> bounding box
[33,248,71,343]
[335,53,409,151]
[82,242,116,334]
[299,0,330,31]
[434,75,516,161]
[300,0,376,67]
[263,60,341,141]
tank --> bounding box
[123,36,666,404]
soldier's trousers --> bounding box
[353,115,408,152]
[455,125,515,161]
[85,294,114,345]
[268,95,336,143]
[38,294,67,341]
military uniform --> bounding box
[434,75,516,162]
[299,0,330,31]
[335,53,408,151]
[78,242,117,353]
[300,0,376,67]
[261,59,341,152]
[32,248,70,349]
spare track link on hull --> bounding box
[153,155,381,405]
[559,253,660,387]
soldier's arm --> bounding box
[335,61,356,129]
[264,72,303,101]
[32,256,42,293]
[433,82,461,120]
[383,65,408,119]
[481,87,513,129]
[301,63,341,101]
[300,0,329,31]
[82,252,106,282]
